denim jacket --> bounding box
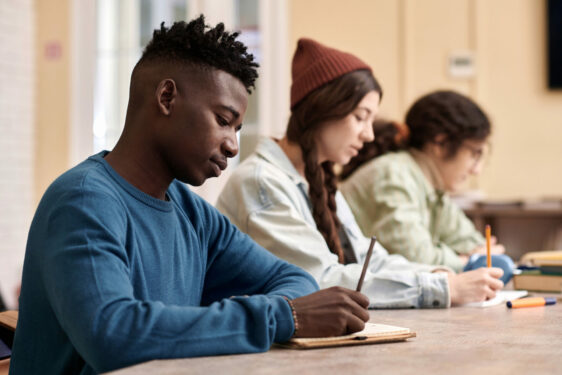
[217,138,450,308]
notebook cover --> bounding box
[513,272,562,293]
[278,323,416,349]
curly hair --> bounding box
[287,70,382,263]
[340,90,491,180]
[406,90,490,155]
[138,15,259,93]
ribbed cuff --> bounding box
[271,295,295,342]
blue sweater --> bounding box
[10,152,318,374]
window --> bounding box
[73,0,288,203]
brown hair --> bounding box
[287,70,382,263]
[341,90,491,181]
[340,119,407,180]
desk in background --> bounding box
[464,205,562,261]
[108,292,562,375]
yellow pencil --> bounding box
[485,224,491,267]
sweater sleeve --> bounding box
[193,191,318,305]
[39,188,316,373]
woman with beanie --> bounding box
[217,40,504,308]
[340,91,513,282]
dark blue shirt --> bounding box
[11,152,318,374]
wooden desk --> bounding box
[464,206,562,261]
[108,295,562,375]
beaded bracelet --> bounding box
[283,296,299,336]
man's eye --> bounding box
[236,124,243,132]
[216,115,229,126]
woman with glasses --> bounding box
[340,90,514,282]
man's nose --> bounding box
[223,131,239,158]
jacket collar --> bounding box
[255,137,309,187]
[409,148,446,196]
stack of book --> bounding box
[514,251,562,293]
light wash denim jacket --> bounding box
[217,138,451,308]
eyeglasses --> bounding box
[462,142,488,166]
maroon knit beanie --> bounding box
[290,38,372,109]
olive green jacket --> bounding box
[340,150,484,272]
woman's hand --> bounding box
[448,267,504,305]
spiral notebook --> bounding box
[279,322,416,349]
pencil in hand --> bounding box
[356,236,376,292]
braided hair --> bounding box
[287,70,382,263]
[137,15,258,93]
[341,90,491,180]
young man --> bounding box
[10,17,369,374]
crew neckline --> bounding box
[89,151,174,212]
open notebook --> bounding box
[279,322,416,349]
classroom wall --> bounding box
[289,0,562,200]
[0,0,35,308]
[475,0,562,200]
[35,0,71,206]
[288,0,403,119]
[0,0,70,309]
[32,0,562,206]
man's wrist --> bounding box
[283,296,299,337]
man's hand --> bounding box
[290,286,370,338]
[448,267,504,305]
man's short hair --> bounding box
[139,15,259,93]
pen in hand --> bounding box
[356,236,376,292]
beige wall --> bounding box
[0,0,35,309]
[35,0,71,205]
[476,0,562,200]
[289,0,403,118]
[289,0,562,200]
[33,0,562,202]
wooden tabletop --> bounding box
[107,295,562,375]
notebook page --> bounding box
[463,290,528,307]
[289,323,410,343]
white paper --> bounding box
[463,290,528,307]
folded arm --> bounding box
[40,190,317,373]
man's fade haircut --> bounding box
[139,15,259,93]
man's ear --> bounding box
[156,79,177,116]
